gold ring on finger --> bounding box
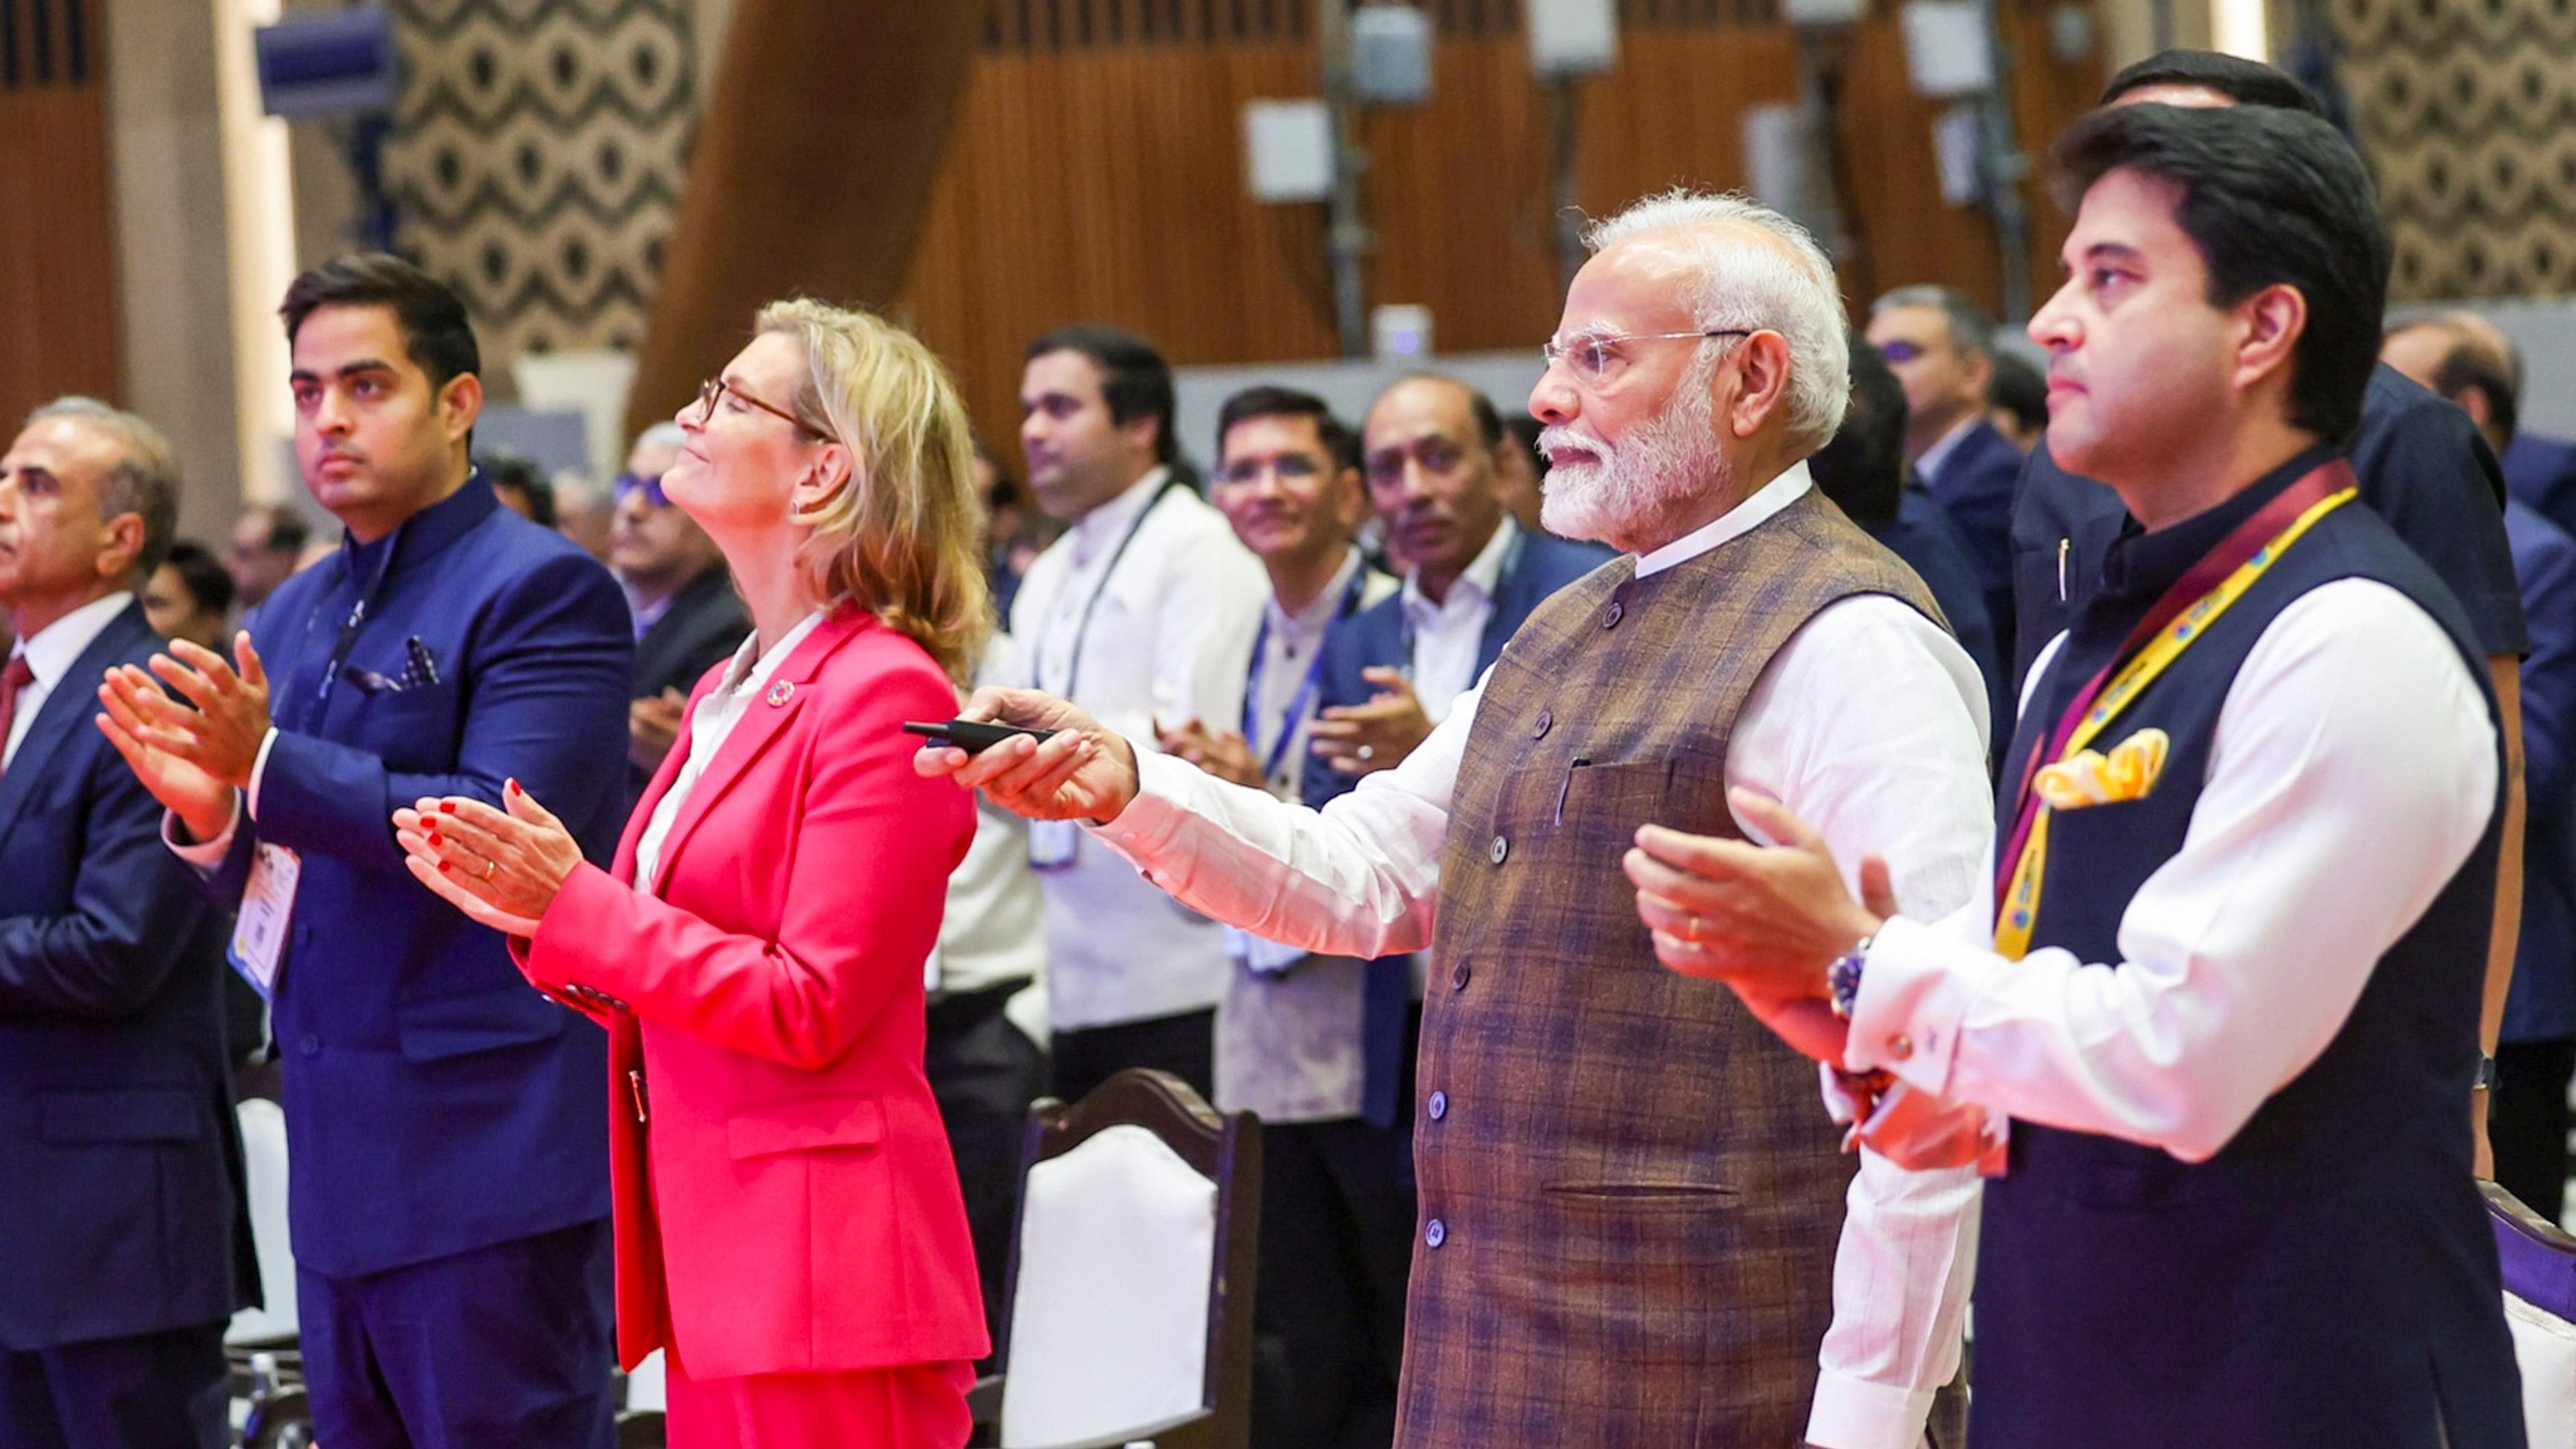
[482,857,497,883]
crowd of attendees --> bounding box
[10,40,2576,1449]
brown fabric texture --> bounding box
[1398,488,1943,1448]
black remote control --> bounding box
[903,719,1058,755]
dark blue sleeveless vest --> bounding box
[1971,452,2525,1449]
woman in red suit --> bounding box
[391,299,993,1446]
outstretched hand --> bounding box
[912,686,1140,822]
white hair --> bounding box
[1581,189,1851,450]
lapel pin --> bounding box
[766,680,795,707]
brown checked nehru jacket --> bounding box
[1401,487,1941,1448]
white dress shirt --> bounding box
[631,609,822,892]
[1010,468,1270,1032]
[5,591,134,768]
[1399,514,1517,721]
[1092,461,1992,1448]
[932,633,1049,1041]
[1848,578,2498,1164]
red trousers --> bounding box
[664,1350,973,1449]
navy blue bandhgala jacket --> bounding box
[199,475,633,1279]
[0,599,256,1349]
[1975,452,2522,1449]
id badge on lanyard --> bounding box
[1029,818,1081,870]
[228,843,300,1001]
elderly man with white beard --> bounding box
[917,190,1993,1449]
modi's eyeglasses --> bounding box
[614,472,668,507]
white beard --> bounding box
[1538,370,1731,548]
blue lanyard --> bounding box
[285,521,406,734]
[1242,561,1370,785]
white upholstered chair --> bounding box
[228,1097,298,1346]
[971,1069,1262,1449]
[2489,1181,2576,1449]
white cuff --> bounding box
[1090,748,1198,856]
[247,727,280,820]
[163,793,244,871]
[1842,914,2002,1095]
[1805,1365,1937,1449]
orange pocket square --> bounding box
[2034,727,2169,811]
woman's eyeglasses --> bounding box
[696,377,833,442]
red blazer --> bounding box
[520,604,986,1378]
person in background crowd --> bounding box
[484,452,557,527]
[98,252,633,1448]
[1653,101,2521,1448]
[2389,311,2576,540]
[554,470,616,564]
[1987,348,2050,452]
[925,188,1988,1449]
[2384,315,2576,1221]
[395,298,993,1449]
[1009,323,1267,1102]
[144,539,236,653]
[614,423,748,800]
[1304,374,1610,784]
[1815,336,2003,716]
[224,502,307,613]
[972,432,1054,618]
[1866,283,2023,671]
[0,397,253,1449]
[2008,49,2532,1179]
[1164,384,1406,1449]
[1491,408,1550,536]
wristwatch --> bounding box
[1827,934,1874,1020]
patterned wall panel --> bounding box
[2334,0,2576,299]
[382,0,694,374]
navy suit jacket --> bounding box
[1874,485,2003,733]
[2504,498,2576,1044]
[200,475,633,1278]
[0,600,254,1348]
[2506,432,2576,543]
[1921,417,2023,673]
[1302,527,1613,809]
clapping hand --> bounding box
[393,779,583,937]
[1309,666,1433,775]
[1159,716,1265,790]
[94,634,273,844]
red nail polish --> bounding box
[438,861,451,873]
[439,802,456,814]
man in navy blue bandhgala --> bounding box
[99,255,632,1449]
[1638,103,2525,1447]
[0,399,254,1449]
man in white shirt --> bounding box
[1641,103,2522,1447]
[923,192,1990,1449]
[1010,324,1266,1102]
[1,400,248,1449]
[1162,385,1407,1449]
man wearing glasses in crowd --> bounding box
[612,421,748,798]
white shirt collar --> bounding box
[1915,413,1984,484]
[1071,466,1171,564]
[1265,547,1365,646]
[1633,460,1813,579]
[1402,514,1519,622]
[14,591,135,688]
[713,606,830,699]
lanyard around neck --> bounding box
[1049,477,1185,701]
[1243,560,1371,785]
[1992,462,2356,959]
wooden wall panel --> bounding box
[0,0,119,431]
[899,6,2103,450]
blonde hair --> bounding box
[757,298,990,686]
